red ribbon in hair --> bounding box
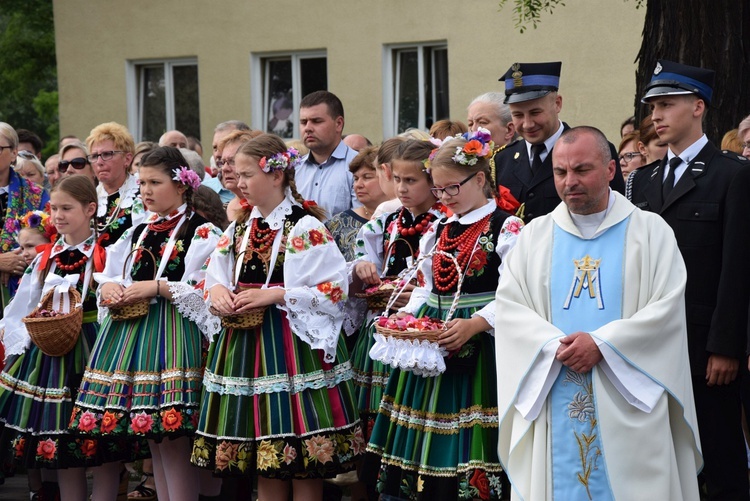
[36,243,54,272]
[239,198,252,210]
[495,185,520,212]
[302,200,318,210]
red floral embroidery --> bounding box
[36,438,57,460]
[291,236,305,251]
[80,439,97,457]
[317,282,333,294]
[14,438,25,458]
[77,410,97,433]
[130,412,154,434]
[161,408,183,431]
[196,226,210,239]
[469,469,490,500]
[100,411,118,434]
[468,250,488,273]
[330,286,344,304]
[308,229,324,246]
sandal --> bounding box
[127,473,157,501]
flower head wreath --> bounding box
[422,137,444,174]
[259,147,301,173]
[451,128,495,166]
[17,210,56,241]
[172,166,202,190]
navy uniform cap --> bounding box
[641,60,715,105]
[499,62,562,104]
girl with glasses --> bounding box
[362,129,524,501]
[350,139,446,441]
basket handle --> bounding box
[122,247,158,281]
[233,249,269,289]
[382,248,462,324]
[382,237,416,277]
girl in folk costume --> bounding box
[69,147,222,501]
[0,176,119,500]
[362,129,524,501]
[351,139,446,437]
[191,134,364,501]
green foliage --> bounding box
[499,0,644,33]
[0,0,58,155]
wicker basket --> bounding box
[23,288,83,357]
[375,249,464,343]
[209,254,268,330]
[354,238,416,310]
[108,248,156,321]
[374,323,443,342]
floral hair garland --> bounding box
[172,166,202,190]
[15,210,56,241]
[259,147,301,173]
[422,137,444,174]
[451,128,495,166]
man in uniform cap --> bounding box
[493,62,625,222]
[628,59,750,500]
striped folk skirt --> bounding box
[191,304,364,480]
[69,299,202,460]
[350,314,391,442]
[0,314,101,469]
[362,292,507,501]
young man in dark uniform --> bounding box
[493,62,625,222]
[629,59,750,501]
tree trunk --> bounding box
[634,0,750,144]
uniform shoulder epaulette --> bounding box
[719,150,749,164]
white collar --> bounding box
[443,199,495,225]
[567,190,616,239]
[97,174,139,217]
[525,121,565,160]
[668,134,708,165]
[146,203,187,223]
[249,190,300,230]
[0,185,7,195]
[50,232,97,258]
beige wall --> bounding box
[54,0,644,157]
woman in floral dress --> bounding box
[191,134,364,501]
[69,147,221,501]
[362,130,523,501]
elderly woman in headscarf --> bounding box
[0,122,49,309]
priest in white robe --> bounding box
[495,126,701,501]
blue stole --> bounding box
[548,217,629,500]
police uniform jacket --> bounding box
[493,123,626,222]
[628,141,750,374]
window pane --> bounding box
[141,65,166,142]
[173,64,200,139]
[266,59,293,137]
[396,50,419,133]
[432,48,450,126]
[299,57,327,98]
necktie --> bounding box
[662,156,681,201]
[530,144,546,176]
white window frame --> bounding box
[250,50,327,137]
[382,42,448,138]
[126,58,199,142]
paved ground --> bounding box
[0,472,143,499]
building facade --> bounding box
[54,0,645,156]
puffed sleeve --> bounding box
[2,255,44,357]
[167,222,223,340]
[398,220,440,315]
[279,216,348,363]
[471,215,524,335]
[204,221,238,294]
[351,214,388,270]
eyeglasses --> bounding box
[58,157,89,173]
[87,150,123,163]
[430,172,478,198]
[217,156,235,168]
[18,150,38,161]
[618,152,642,163]
[0,145,13,154]
[742,142,750,150]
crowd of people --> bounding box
[0,57,749,501]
